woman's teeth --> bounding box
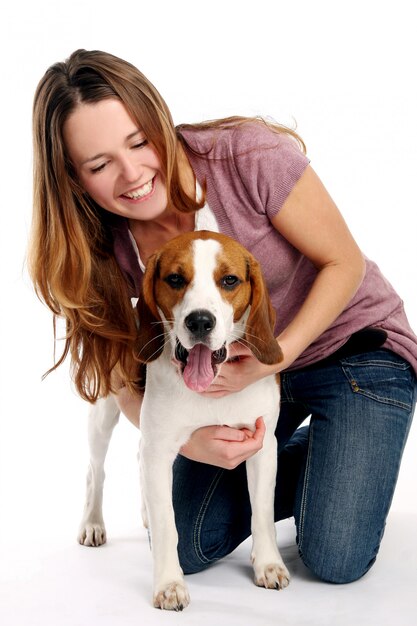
[124,178,153,199]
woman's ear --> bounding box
[245,256,283,365]
[135,253,165,362]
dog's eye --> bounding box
[220,275,241,290]
[164,273,186,290]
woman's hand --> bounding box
[180,417,266,469]
[200,343,280,398]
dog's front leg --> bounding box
[140,442,190,611]
[246,420,290,590]
[78,395,120,547]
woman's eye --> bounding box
[132,139,148,149]
[220,275,241,290]
[165,273,186,290]
[90,163,107,174]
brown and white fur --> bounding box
[78,231,290,610]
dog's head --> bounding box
[136,231,283,392]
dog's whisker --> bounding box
[149,319,174,326]
[228,333,259,352]
[240,330,270,345]
[146,345,168,362]
[229,332,271,354]
[137,333,167,360]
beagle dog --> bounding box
[78,230,289,610]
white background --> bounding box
[1,1,416,624]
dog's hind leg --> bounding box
[78,395,120,547]
[246,417,290,590]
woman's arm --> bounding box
[271,164,365,367]
[202,164,365,396]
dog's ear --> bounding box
[135,253,165,363]
[245,255,283,365]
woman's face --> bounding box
[63,98,168,222]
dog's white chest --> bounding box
[140,353,280,446]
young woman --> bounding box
[29,49,417,583]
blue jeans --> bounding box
[172,350,416,583]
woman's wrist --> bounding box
[275,335,301,372]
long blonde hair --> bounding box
[29,49,203,402]
[29,49,305,403]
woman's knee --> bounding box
[177,525,240,575]
[173,457,251,575]
[298,530,379,584]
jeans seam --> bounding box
[348,388,412,411]
[367,396,415,567]
[340,357,410,370]
[341,364,414,411]
[193,468,225,564]
[281,372,295,403]
[297,423,314,554]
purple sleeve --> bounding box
[230,123,310,218]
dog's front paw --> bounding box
[78,522,107,547]
[254,562,290,590]
[153,582,190,611]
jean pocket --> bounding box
[341,350,415,411]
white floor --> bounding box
[1,512,416,626]
[1,388,416,626]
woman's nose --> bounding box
[119,155,140,183]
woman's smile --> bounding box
[121,175,156,202]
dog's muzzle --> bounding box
[175,339,227,392]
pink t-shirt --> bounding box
[110,122,417,375]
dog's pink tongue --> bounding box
[183,344,215,392]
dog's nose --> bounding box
[184,310,216,338]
